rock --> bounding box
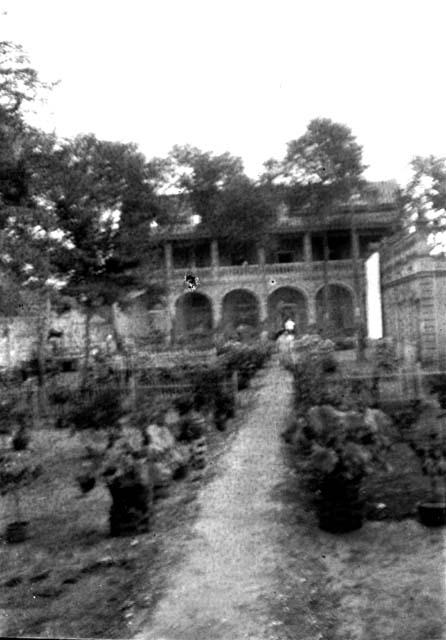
[364,407,391,434]
[164,407,180,427]
[146,424,176,459]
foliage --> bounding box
[293,403,392,532]
[262,118,366,212]
[209,175,275,245]
[0,451,41,495]
[409,406,446,502]
[165,144,244,222]
[101,436,149,488]
[386,399,424,440]
[297,405,391,476]
[426,373,446,409]
[164,145,274,244]
[64,386,124,435]
[333,336,356,351]
[218,342,272,389]
[372,339,399,372]
[0,450,42,520]
[400,155,446,241]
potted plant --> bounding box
[370,338,399,401]
[11,407,33,451]
[101,437,153,536]
[0,451,41,543]
[410,404,446,526]
[76,459,97,494]
[296,404,392,533]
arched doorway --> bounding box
[222,289,260,332]
[267,287,308,334]
[175,292,213,343]
[316,284,354,336]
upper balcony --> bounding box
[162,259,363,288]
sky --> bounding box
[2,0,446,186]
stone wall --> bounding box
[0,303,169,368]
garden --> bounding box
[0,340,273,637]
[276,334,446,639]
[282,334,446,531]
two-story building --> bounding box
[131,181,400,345]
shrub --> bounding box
[218,342,272,389]
[64,386,125,446]
[288,350,394,531]
[334,336,356,351]
[372,339,399,373]
[426,374,446,409]
[409,403,446,503]
[0,451,42,522]
[100,437,153,536]
[295,404,392,532]
[386,399,425,441]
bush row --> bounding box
[283,345,442,533]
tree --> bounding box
[0,40,51,115]
[0,41,60,382]
[42,134,165,382]
[209,175,275,247]
[401,156,446,249]
[0,203,62,387]
[0,40,53,211]
[269,119,366,341]
[165,145,244,222]
[164,145,275,245]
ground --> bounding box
[132,360,446,640]
[1,357,445,639]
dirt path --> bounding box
[133,360,446,640]
[135,361,299,640]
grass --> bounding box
[279,442,446,640]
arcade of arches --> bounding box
[173,285,355,341]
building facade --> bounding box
[142,182,400,345]
[380,227,446,368]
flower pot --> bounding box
[318,505,364,533]
[317,478,365,533]
[418,502,446,527]
[6,521,29,543]
[77,475,96,494]
[108,481,152,537]
[12,430,30,451]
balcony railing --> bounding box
[166,259,363,282]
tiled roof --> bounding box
[150,180,400,239]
